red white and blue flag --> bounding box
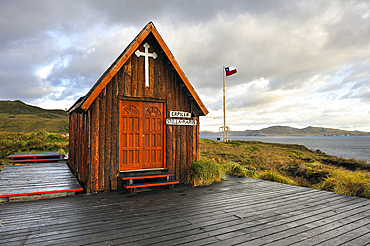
[225,66,237,76]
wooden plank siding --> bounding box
[90,98,100,192]
[69,34,201,192]
[68,113,75,175]
[68,111,89,190]
[111,76,119,191]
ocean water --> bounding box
[200,135,370,164]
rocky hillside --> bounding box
[201,125,370,137]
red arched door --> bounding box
[119,100,165,171]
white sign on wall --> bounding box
[169,111,191,118]
[166,119,197,126]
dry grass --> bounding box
[316,169,370,198]
[186,160,257,187]
[186,159,225,187]
[197,138,370,199]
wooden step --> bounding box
[124,180,180,193]
[9,158,65,163]
[124,180,179,189]
[120,173,173,180]
[120,168,169,177]
[8,152,65,163]
[119,169,179,193]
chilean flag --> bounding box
[225,66,237,76]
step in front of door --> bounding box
[120,172,173,180]
[120,168,170,178]
[124,180,179,189]
[119,169,179,193]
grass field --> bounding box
[0,131,69,171]
[187,139,370,199]
[0,113,68,133]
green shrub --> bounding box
[225,141,241,147]
[186,159,259,187]
[258,170,295,185]
[199,138,219,145]
[245,145,259,151]
[225,162,256,177]
[47,133,64,142]
[58,148,66,156]
[36,130,48,139]
[284,150,304,157]
[186,160,225,187]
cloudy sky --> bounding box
[1,0,370,132]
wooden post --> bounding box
[91,99,100,192]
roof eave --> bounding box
[73,22,208,116]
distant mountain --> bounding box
[201,125,370,137]
[0,100,68,133]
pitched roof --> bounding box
[69,22,208,116]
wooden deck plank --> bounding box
[142,197,368,246]
[0,177,369,245]
[2,185,316,232]
[235,206,370,246]
[340,232,370,245]
[0,162,83,200]
[268,212,370,245]
[286,214,370,245]
[0,190,347,227]
[314,222,370,245]
[0,192,342,241]
[1,182,326,224]
[0,178,288,209]
[0,181,346,221]
[22,200,358,244]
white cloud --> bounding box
[1,0,370,132]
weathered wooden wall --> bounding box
[69,111,89,191]
[69,34,201,192]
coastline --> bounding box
[200,135,370,164]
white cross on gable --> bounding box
[135,42,158,87]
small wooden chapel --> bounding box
[68,22,208,193]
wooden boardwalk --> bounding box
[0,162,83,202]
[0,176,369,245]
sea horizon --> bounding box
[201,135,370,164]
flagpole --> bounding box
[220,66,236,142]
[223,66,226,142]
